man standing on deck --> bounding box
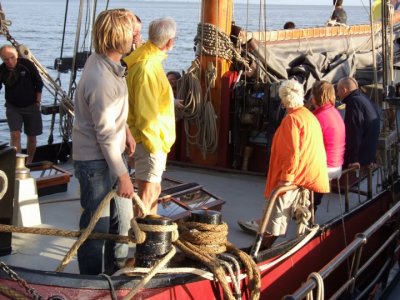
[73,9,136,275]
[330,0,347,25]
[336,77,380,169]
[0,45,43,164]
[124,17,177,216]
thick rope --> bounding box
[56,190,116,272]
[226,242,260,300]
[194,23,250,71]
[178,60,219,158]
[0,284,29,300]
[56,191,145,272]
[174,220,260,300]
[0,224,130,242]
[200,64,219,158]
[174,239,236,300]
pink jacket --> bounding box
[313,103,345,168]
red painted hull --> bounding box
[0,189,396,300]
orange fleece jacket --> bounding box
[265,106,330,198]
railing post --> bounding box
[348,233,367,295]
[250,184,298,258]
[345,171,350,212]
[367,166,373,199]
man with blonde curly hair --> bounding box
[239,79,329,249]
[73,9,137,275]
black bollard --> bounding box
[190,210,221,225]
[134,215,173,268]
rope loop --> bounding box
[0,170,8,200]
[178,221,228,254]
[306,272,324,300]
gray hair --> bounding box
[148,17,176,48]
[0,45,17,57]
[278,79,304,109]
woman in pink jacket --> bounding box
[311,80,346,210]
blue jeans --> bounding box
[74,159,133,275]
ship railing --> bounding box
[250,184,298,258]
[282,198,400,300]
[334,165,378,212]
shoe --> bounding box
[237,219,259,235]
[259,234,278,250]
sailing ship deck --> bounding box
[1,158,389,277]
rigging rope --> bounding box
[177,60,220,157]
[195,22,250,71]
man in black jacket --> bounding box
[0,45,43,163]
[336,77,380,169]
[330,0,347,24]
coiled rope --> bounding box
[177,60,219,158]
[194,23,249,71]
[174,220,260,300]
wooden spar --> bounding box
[183,0,233,166]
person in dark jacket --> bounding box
[336,77,380,169]
[0,45,43,164]
[330,0,347,24]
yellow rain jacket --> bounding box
[123,42,176,154]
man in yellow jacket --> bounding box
[124,17,177,215]
[372,0,400,21]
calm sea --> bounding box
[0,0,370,145]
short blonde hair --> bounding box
[278,79,304,109]
[312,80,335,106]
[93,9,136,55]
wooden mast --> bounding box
[185,0,233,166]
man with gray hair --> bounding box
[0,45,43,164]
[124,17,177,215]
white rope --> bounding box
[306,272,325,300]
[0,170,8,200]
[258,225,320,272]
